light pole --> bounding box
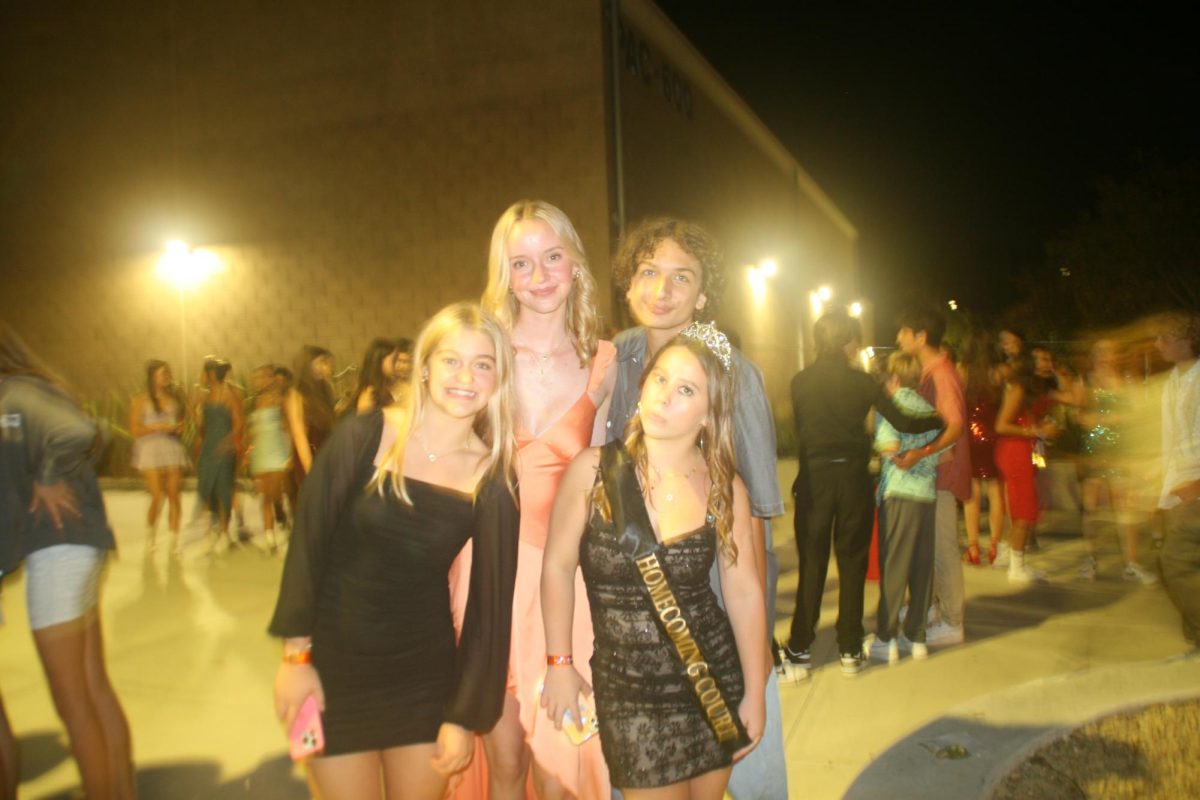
[155,240,222,383]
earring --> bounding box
[573,268,581,279]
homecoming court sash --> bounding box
[600,441,749,755]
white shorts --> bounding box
[25,544,106,630]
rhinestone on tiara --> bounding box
[679,321,732,371]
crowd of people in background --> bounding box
[1,201,1197,799]
[781,308,1199,679]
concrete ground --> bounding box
[2,461,1197,799]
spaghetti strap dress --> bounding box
[269,411,518,754]
[131,399,189,471]
[196,403,236,516]
[582,443,745,789]
[448,340,615,800]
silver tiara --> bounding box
[680,321,732,371]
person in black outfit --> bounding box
[784,311,943,675]
[270,304,519,799]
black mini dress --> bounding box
[269,411,518,755]
[580,445,745,788]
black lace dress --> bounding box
[580,470,745,788]
[269,411,518,755]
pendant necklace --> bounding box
[517,340,573,379]
[647,458,702,504]
[416,429,472,462]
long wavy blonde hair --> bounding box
[594,335,739,563]
[369,303,517,504]
[481,200,600,368]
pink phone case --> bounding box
[289,695,325,761]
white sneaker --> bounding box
[869,637,900,664]
[899,634,929,660]
[1078,557,1098,580]
[991,542,1012,569]
[1122,562,1158,585]
[1008,563,1045,584]
[925,620,964,647]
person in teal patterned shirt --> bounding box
[870,352,942,664]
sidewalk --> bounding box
[1,462,1196,798]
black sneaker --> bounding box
[778,644,812,683]
[840,651,865,675]
[783,644,811,667]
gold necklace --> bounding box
[415,429,472,462]
[646,458,703,504]
[516,341,573,379]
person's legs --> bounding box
[877,498,919,642]
[33,617,114,797]
[381,742,445,800]
[985,478,1006,555]
[963,479,983,562]
[624,765,731,800]
[82,611,134,798]
[309,751,383,799]
[1160,503,1200,644]
[930,491,964,627]
[903,501,937,644]
[143,468,164,550]
[725,669,787,800]
[0,691,18,800]
[831,462,873,654]
[787,467,836,653]
[480,693,530,800]
[27,545,117,797]
[164,467,183,537]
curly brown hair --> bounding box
[612,217,725,322]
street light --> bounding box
[155,240,223,383]
[849,301,863,318]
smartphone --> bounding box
[561,697,600,746]
[289,694,325,761]
[535,677,599,746]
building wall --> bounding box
[615,0,858,420]
[0,2,613,398]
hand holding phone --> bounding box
[289,694,325,761]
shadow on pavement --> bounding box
[34,755,308,800]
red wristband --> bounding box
[547,654,573,667]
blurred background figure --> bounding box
[958,330,1006,566]
[194,356,244,554]
[350,337,408,414]
[1153,311,1200,650]
[129,359,189,556]
[0,322,135,798]
[1077,338,1157,584]
[285,345,334,487]
[998,327,1025,378]
[993,353,1060,582]
[247,364,291,553]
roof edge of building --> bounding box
[622,0,858,240]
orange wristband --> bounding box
[547,654,573,667]
[283,645,313,665]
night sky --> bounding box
[655,4,1195,328]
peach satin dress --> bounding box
[449,341,615,799]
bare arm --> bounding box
[129,396,149,438]
[719,476,768,760]
[540,447,600,728]
[589,352,618,446]
[994,383,1054,438]
[285,389,313,473]
[355,387,375,415]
